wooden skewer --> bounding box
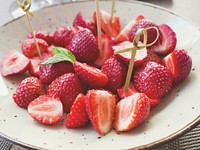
[111,0,115,23]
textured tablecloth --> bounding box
[0,0,200,149]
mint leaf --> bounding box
[41,47,76,66]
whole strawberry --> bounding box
[101,56,127,93]
[162,49,192,84]
[21,38,49,58]
[13,77,46,109]
[128,19,157,44]
[39,61,74,85]
[68,28,99,63]
[133,61,173,99]
[47,73,85,112]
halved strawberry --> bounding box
[73,12,97,36]
[93,10,120,37]
[94,34,114,67]
[133,61,173,99]
[162,49,192,84]
[66,93,89,128]
[115,15,145,43]
[28,94,63,125]
[148,24,177,55]
[0,50,30,76]
[85,89,117,135]
[21,38,49,58]
[13,77,46,108]
[113,41,160,66]
[114,93,150,132]
[74,61,108,88]
[101,56,127,93]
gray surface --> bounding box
[0,0,200,149]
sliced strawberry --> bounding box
[94,34,114,67]
[113,41,160,66]
[53,26,80,47]
[133,61,173,99]
[73,12,97,36]
[68,28,99,63]
[28,94,63,125]
[101,56,127,93]
[128,19,158,44]
[27,30,53,45]
[93,10,120,37]
[66,93,89,128]
[115,15,145,43]
[47,73,85,112]
[85,89,117,135]
[74,61,108,88]
[162,49,192,84]
[0,50,30,76]
[114,93,150,132]
[117,83,137,99]
[148,24,177,55]
[21,38,49,58]
[13,77,46,109]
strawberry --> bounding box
[93,10,120,37]
[114,93,150,132]
[148,24,177,55]
[39,61,74,85]
[85,89,117,135]
[117,83,160,107]
[128,19,158,44]
[47,73,85,112]
[13,77,46,109]
[133,61,173,99]
[73,12,97,36]
[162,49,192,84]
[115,15,145,43]
[27,30,53,45]
[66,93,89,128]
[74,61,108,88]
[113,41,160,66]
[53,26,80,47]
[68,28,99,63]
[94,34,114,67]
[28,94,63,125]
[0,50,30,76]
[29,52,52,77]
[101,56,127,93]
[21,38,49,58]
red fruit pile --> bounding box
[0,10,192,135]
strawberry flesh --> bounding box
[0,50,30,76]
[28,94,63,125]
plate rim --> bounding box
[0,0,200,149]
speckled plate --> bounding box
[0,0,200,149]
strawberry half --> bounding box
[115,15,145,43]
[21,38,49,58]
[73,12,97,36]
[101,56,127,93]
[93,10,120,37]
[114,93,150,132]
[133,61,173,99]
[85,89,117,135]
[148,24,177,55]
[47,73,85,112]
[66,93,89,128]
[28,94,63,125]
[162,49,192,84]
[13,77,46,109]
[74,61,108,88]
[0,50,30,76]
[94,34,114,67]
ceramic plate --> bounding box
[0,0,200,149]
